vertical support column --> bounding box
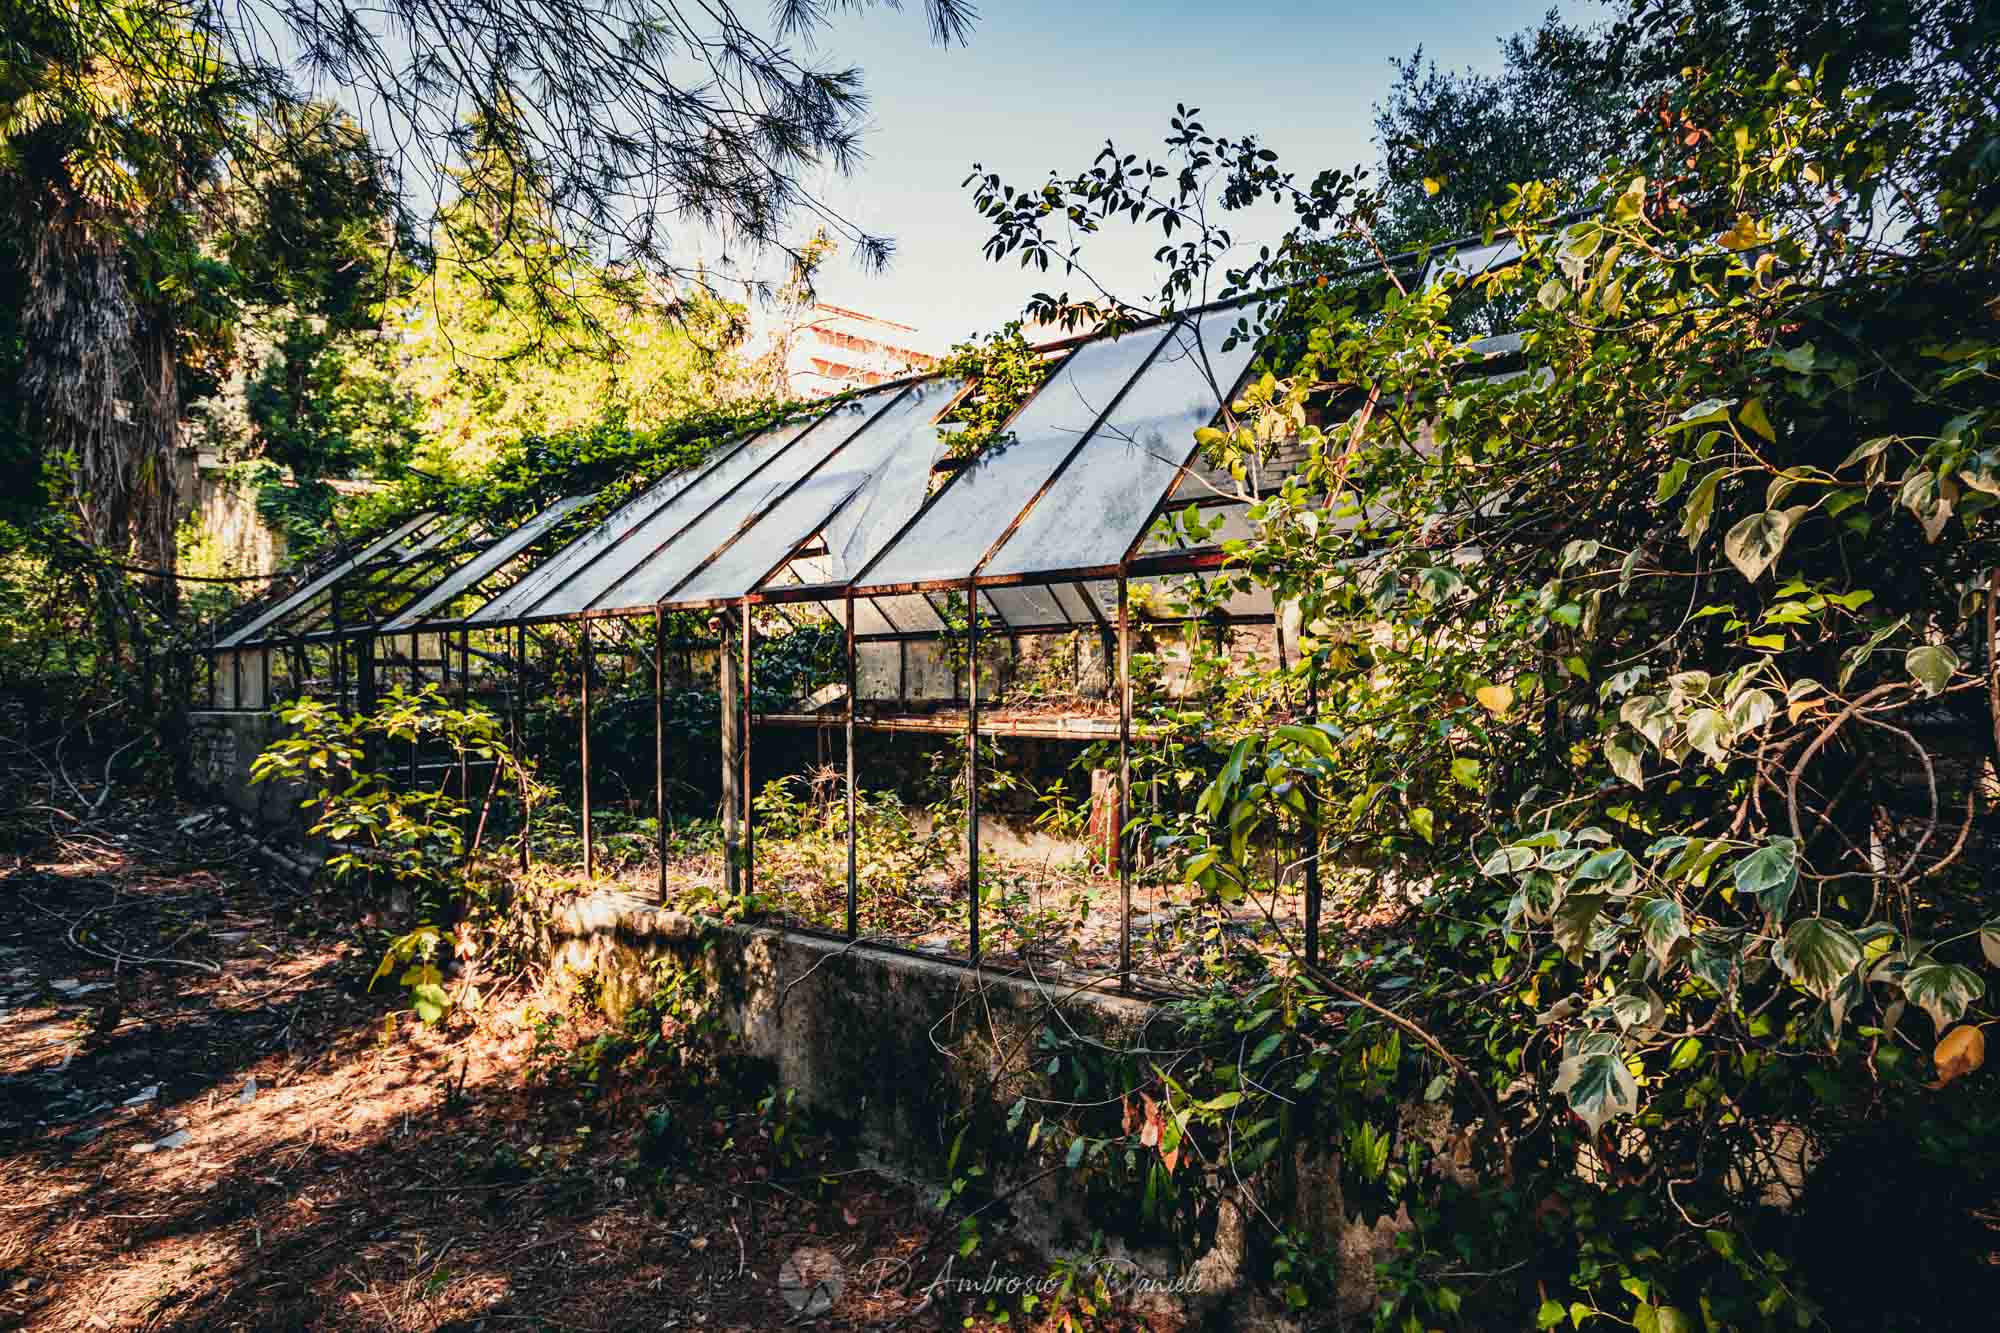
[513,624,530,872]
[966,580,981,965]
[844,592,859,940]
[1118,572,1133,990]
[231,649,243,714]
[720,610,742,896]
[260,646,272,711]
[407,636,420,789]
[580,620,594,880]
[740,601,755,902]
[1304,669,1322,969]
[655,608,668,904]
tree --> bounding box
[965,0,2000,1323]
[1372,10,1630,247]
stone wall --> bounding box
[190,709,304,829]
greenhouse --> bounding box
[191,292,1359,991]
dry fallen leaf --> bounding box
[1933,1023,1985,1088]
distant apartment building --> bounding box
[777,303,939,396]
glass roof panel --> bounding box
[853,326,1173,590]
[524,415,831,617]
[982,583,1075,630]
[588,387,906,612]
[661,383,943,607]
[979,307,1258,580]
[382,494,594,630]
[870,592,946,633]
[468,435,757,624]
[217,512,436,647]
[815,377,962,581]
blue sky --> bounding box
[776,0,1583,346]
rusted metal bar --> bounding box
[581,620,594,880]
[1304,669,1322,969]
[1118,572,1133,991]
[656,608,668,904]
[966,577,981,965]
[721,609,741,896]
[741,601,754,901]
[514,623,529,872]
[845,591,858,940]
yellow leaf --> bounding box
[1718,213,1770,250]
[1739,398,1776,443]
[1424,177,1442,196]
[1476,684,1515,716]
[1934,1024,1985,1087]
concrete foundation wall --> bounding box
[547,890,1437,1325]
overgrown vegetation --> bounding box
[958,0,2000,1325]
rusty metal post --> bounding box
[741,601,754,901]
[656,608,668,904]
[721,611,741,896]
[514,625,530,871]
[581,620,594,880]
[966,580,981,965]
[1118,572,1133,990]
[845,591,858,939]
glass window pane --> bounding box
[532,416,830,617]
[218,513,435,647]
[468,437,756,624]
[665,383,946,606]
[855,327,1173,590]
[983,583,1073,630]
[384,494,594,629]
[981,307,1259,580]
[818,377,962,580]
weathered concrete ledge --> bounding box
[545,888,1426,1326]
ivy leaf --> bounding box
[1573,848,1631,883]
[1655,458,1692,504]
[1605,729,1646,788]
[1732,838,1799,919]
[1772,918,1862,999]
[1554,893,1609,960]
[1980,920,2000,968]
[1726,688,1775,735]
[1902,961,1985,1031]
[1738,397,1777,442]
[1410,806,1436,844]
[1935,1024,1986,1087]
[1450,757,1482,790]
[1688,931,1742,995]
[1722,506,1803,583]
[1684,708,1732,764]
[1481,844,1537,876]
[1680,469,1726,547]
[1554,1035,1639,1137]
[1905,645,1957,696]
[1637,895,1689,968]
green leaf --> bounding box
[1980,921,2000,968]
[1726,688,1775,734]
[1554,1034,1638,1136]
[410,982,449,1025]
[1410,806,1436,844]
[1573,848,1631,883]
[1539,1300,1568,1329]
[1738,398,1777,442]
[1902,961,1985,1031]
[1685,707,1732,764]
[1680,469,1726,547]
[1905,644,1958,696]
[1481,844,1537,876]
[1638,895,1689,967]
[1450,757,1482,789]
[1605,729,1646,789]
[1554,893,1609,960]
[1722,507,1803,583]
[1772,918,1863,999]
[1733,838,1799,918]
[1655,458,1692,504]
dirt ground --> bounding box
[0,793,1168,1332]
